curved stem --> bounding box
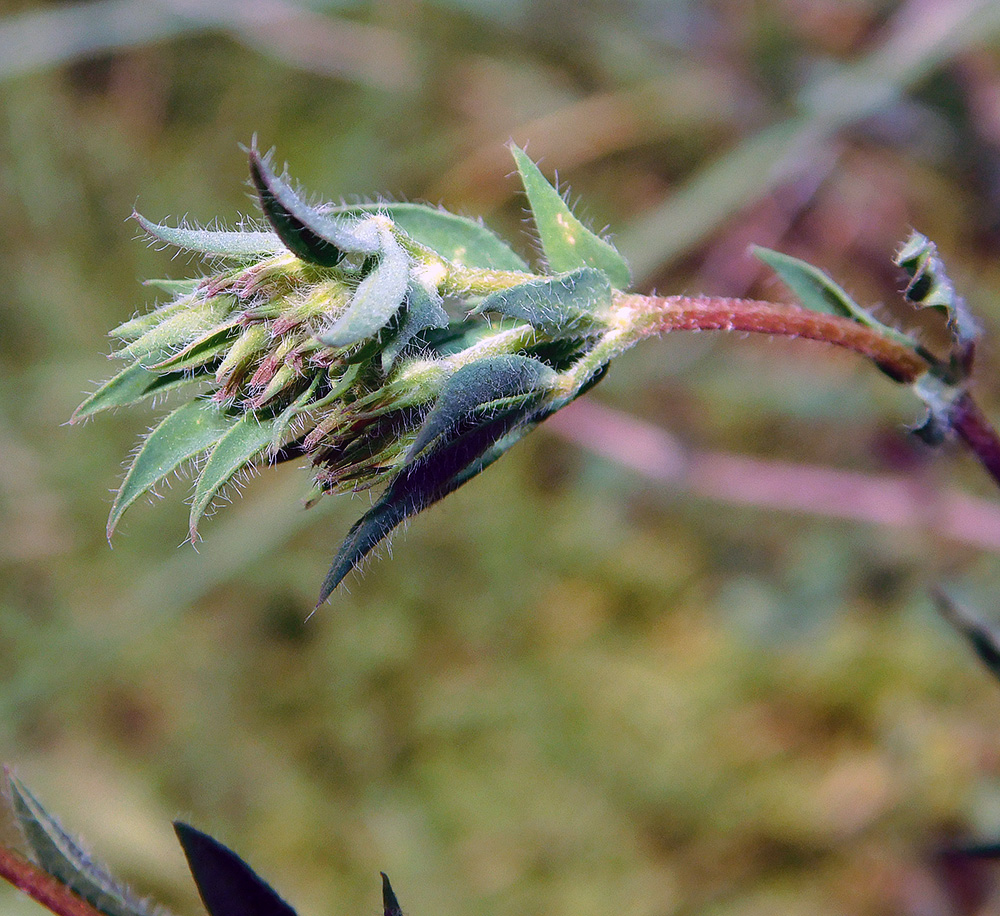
[0,845,108,916]
[617,293,930,383]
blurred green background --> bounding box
[5,1,1000,914]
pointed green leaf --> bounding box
[381,280,450,372]
[72,361,204,422]
[189,412,277,537]
[319,226,410,347]
[174,823,298,916]
[474,267,611,336]
[406,355,554,462]
[149,324,239,373]
[318,401,541,603]
[270,374,322,451]
[752,245,917,349]
[134,212,283,259]
[109,399,234,536]
[110,297,194,341]
[249,149,379,266]
[116,297,234,364]
[143,278,202,296]
[509,145,630,288]
[6,774,153,916]
[335,202,527,270]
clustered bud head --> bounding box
[74,144,633,604]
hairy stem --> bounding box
[618,293,930,383]
[0,844,107,916]
[952,393,1000,488]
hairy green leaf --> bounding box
[134,212,284,259]
[380,280,450,372]
[474,267,611,336]
[143,278,203,296]
[510,145,630,288]
[406,355,554,462]
[318,226,410,348]
[109,399,233,536]
[116,298,234,364]
[174,823,298,916]
[249,149,379,266]
[335,202,528,270]
[319,402,540,602]
[189,413,276,537]
[6,774,153,916]
[752,246,916,348]
[150,324,239,373]
[72,361,203,422]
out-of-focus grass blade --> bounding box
[934,589,1000,684]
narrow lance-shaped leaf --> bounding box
[174,823,298,916]
[109,399,234,536]
[71,361,204,423]
[405,355,555,462]
[6,774,154,916]
[319,401,543,603]
[249,149,379,266]
[189,413,277,537]
[752,246,918,350]
[319,359,553,602]
[473,267,611,337]
[509,144,631,289]
[318,225,410,348]
[134,212,283,259]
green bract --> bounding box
[75,145,631,604]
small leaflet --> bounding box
[509,145,630,289]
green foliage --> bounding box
[76,145,635,600]
[509,145,631,288]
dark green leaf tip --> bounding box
[380,873,402,916]
[173,822,298,916]
[248,148,378,266]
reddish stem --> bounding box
[952,393,1000,489]
[622,294,929,383]
[0,844,108,916]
